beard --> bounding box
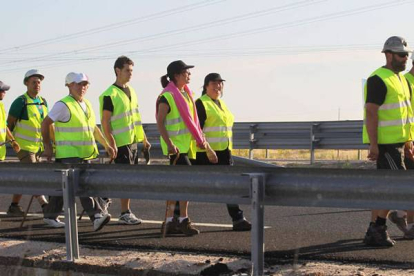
[391,58,406,72]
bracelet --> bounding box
[9,139,15,143]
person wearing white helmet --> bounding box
[6,69,48,217]
[40,72,115,230]
[362,36,414,247]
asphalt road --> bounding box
[1,194,414,267]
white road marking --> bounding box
[0,212,271,229]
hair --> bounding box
[160,70,185,88]
[114,56,134,76]
[202,80,224,97]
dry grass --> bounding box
[232,149,369,161]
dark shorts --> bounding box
[377,143,406,170]
[114,143,138,165]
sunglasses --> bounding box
[393,52,409,58]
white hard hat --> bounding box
[24,69,44,84]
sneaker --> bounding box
[363,224,395,247]
[233,218,252,232]
[93,213,111,232]
[161,218,181,236]
[388,211,407,234]
[178,218,200,236]
[118,211,142,225]
[43,218,65,228]
[98,198,112,215]
[7,204,25,217]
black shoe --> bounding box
[363,224,395,247]
[233,218,252,231]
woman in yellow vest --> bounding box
[156,60,217,236]
[193,73,251,231]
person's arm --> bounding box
[156,102,178,155]
[41,116,54,162]
[94,126,116,160]
[5,127,20,153]
[101,109,118,156]
[7,116,17,132]
[365,103,380,161]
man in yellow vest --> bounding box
[41,72,115,230]
[387,53,414,239]
[0,81,20,161]
[99,56,151,225]
[363,36,414,247]
[6,70,48,216]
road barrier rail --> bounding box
[1,162,413,276]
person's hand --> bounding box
[367,144,379,161]
[105,145,116,160]
[43,143,53,163]
[205,142,218,164]
[143,139,151,150]
[405,141,414,161]
[11,140,20,153]
[109,141,118,159]
[167,143,179,155]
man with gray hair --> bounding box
[363,36,413,247]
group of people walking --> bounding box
[0,56,251,235]
[363,36,414,247]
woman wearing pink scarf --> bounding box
[156,60,217,237]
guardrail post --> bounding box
[310,123,320,164]
[61,168,80,262]
[249,124,258,159]
[249,173,265,276]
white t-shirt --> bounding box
[48,99,88,123]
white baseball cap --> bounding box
[24,69,44,84]
[65,72,90,86]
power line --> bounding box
[1,0,325,65]
[0,0,226,53]
[1,0,412,73]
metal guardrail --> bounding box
[1,163,414,275]
[4,120,366,163]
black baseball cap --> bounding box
[167,60,194,76]
[204,73,225,86]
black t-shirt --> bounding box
[102,84,131,112]
[366,74,412,105]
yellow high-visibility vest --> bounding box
[54,96,98,159]
[0,102,6,160]
[99,85,144,147]
[196,94,234,152]
[14,93,48,153]
[159,92,196,159]
[363,67,414,144]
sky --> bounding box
[1,0,414,123]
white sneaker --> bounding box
[43,218,65,228]
[118,212,142,225]
[93,213,111,231]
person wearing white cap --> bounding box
[362,36,414,247]
[0,81,20,161]
[99,56,151,225]
[40,72,115,230]
[6,69,48,217]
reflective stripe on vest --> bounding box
[99,85,144,147]
[196,94,234,152]
[159,92,196,159]
[363,67,414,144]
[54,96,98,160]
[13,93,47,153]
[0,102,6,160]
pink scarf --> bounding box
[157,81,205,147]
